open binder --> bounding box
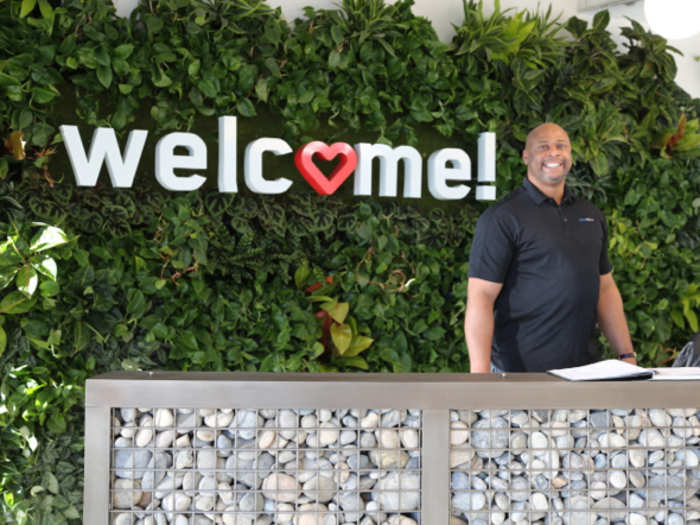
[547,359,700,381]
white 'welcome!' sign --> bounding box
[60,116,497,200]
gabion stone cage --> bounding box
[84,372,700,524]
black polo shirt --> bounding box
[468,178,612,372]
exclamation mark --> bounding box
[476,132,496,201]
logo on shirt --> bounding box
[578,217,595,222]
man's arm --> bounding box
[465,277,503,373]
[597,272,636,365]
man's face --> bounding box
[522,124,572,188]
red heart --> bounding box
[294,141,358,195]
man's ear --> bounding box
[522,150,528,164]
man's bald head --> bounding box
[522,122,573,193]
[524,123,570,150]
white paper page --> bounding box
[548,359,653,381]
[650,367,700,380]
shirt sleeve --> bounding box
[468,206,515,283]
[598,211,612,274]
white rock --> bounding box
[608,470,627,489]
[302,474,337,502]
[275,502,295,523]
[379,429,400,449]
[529,431,549,450]
[182,471,200,495]
[262,473,301,502]
[450,448,474,468]
[377,472,420,511]
[400,428,419,449]
[112,478,142,509]
[155,430,175,448]
[258,429,276,449]
[279,410,298,440]
[450,421,469,446]
[639,429,665,448]
[112,513,133,525]
[196,448,217,470]
[629,448,646,468]
[360,412,379,429]
[628,512,648,525]
[369,449,408,468]
[359,431,376,448]
[649,409,671,428]
[175,449,193,469]
[294,503,335,525]
[629,470,646,488]
[300,414,317,429]
[319,422,339,446]
[592,497,626,520]
[233,410,263,440]
[195,428,215,442]
[386,516,417,525]
[339,430,356,445]
[135,427,153,448]
[204,409,233,428]
[120,423,137,439]
[599,432,627,449]
[161,492,191,512]
[154,409,174,429]
[531,492,548,511]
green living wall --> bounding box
[1,0,699,520]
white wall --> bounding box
[113,0,699,98]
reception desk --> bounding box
[84,372,700,524]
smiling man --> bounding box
[464,123,636,373]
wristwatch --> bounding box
[618,352,636,359]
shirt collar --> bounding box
[522,178,575,206]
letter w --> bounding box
[59,125,148,187]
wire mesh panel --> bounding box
[109,407,422,524]
[449,408,700,524]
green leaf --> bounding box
[39,280,59,297]
[31,256,57,280]
[329,50,342,69]
[0,291,36,314]
[294,262,310,289]
[343,335,374,357]
[126,289,147,318]
[331,25,344,45]
[0,325,6,355]
[32,87,57,104]
[45,472,59,494]
[113,44,134,59]
[337,355,369,370]
[322,301,348,323]
[16,266,38,297]
[29,225,68,253]
[37,0,52,19]
[255,78,269,102]
[152,69,172,88]
[236,98,256,117]
[311,341,324,358]
[330,322,352,354]
[74,320,89,353]
[20,0,37,17]
[188,59,201,77]
[97,66,113,88]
